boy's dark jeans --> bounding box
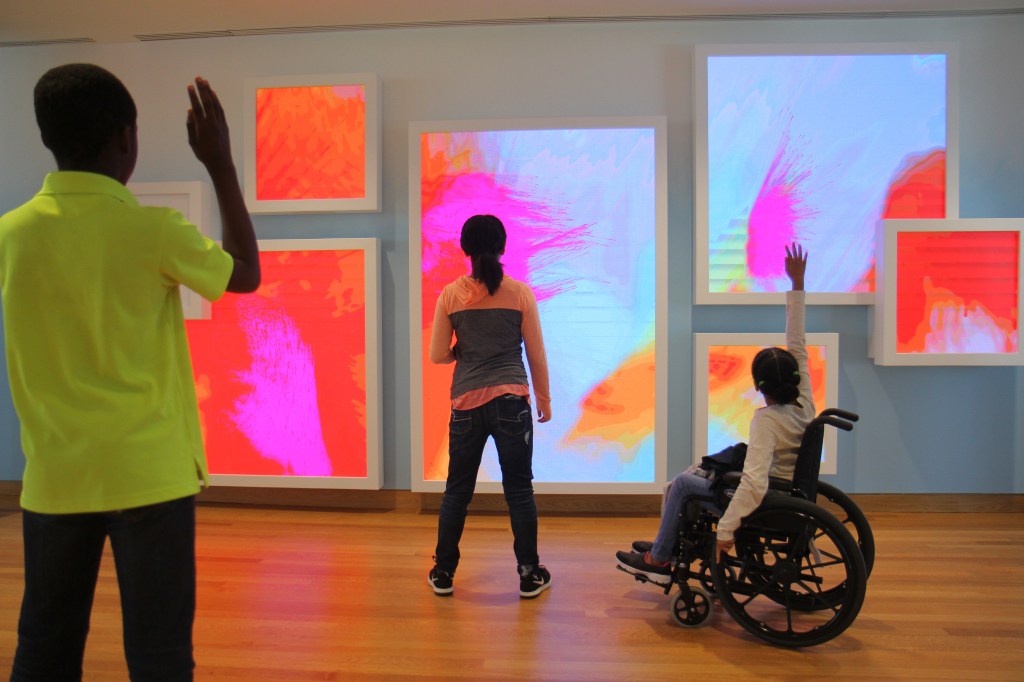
[11,495,196,682]
[435,394,538,573]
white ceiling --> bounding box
[2,0,1023,46]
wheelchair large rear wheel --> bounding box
[712,496,867,648]
[815,481,875,577]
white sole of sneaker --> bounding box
[427,576,453,595]
[616,559,672,586]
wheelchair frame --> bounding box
[622,408,871,648]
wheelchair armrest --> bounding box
[722,473,794,490]
[721,471,742,488]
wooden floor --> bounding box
[1,505,1023,680]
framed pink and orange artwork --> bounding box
[244,74,381,213]
[409,118,668,493]
[693,333,840,475]
[874,218,1023,365]
[185,238,382,488]
[694,44,958,304]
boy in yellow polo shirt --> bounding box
[0,64,259,681]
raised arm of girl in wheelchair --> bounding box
[616,243,812,585]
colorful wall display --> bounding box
[130,181,216,320]
[185,238,382,487]
[874,218,1023,365]
[409,118,668,493]
[243,74,381,213]
[693,333,840,475]
[694,45,957,304]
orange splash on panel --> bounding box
[562,345,655,452]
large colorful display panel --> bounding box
[695,44,958,304]
[410,118,668,493]
[694,333,840,475]
[874,218,1023,365]
[243,74,381,213]
[130,181,215,320]
[185,238,382,487]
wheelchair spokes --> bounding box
[711,497,867,648]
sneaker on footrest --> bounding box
[631,540,653,554]
[519,564,552,599]
[616,550,672,586]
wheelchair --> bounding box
[620,408,871,648]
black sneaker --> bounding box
[428,566,454,596]
[518,564,552,599]
[631,540,653,554]
[616,550,672,586]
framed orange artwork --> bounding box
[244,74,381,213]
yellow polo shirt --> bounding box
[0,171,234,513]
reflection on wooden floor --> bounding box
[1,505,1023,680]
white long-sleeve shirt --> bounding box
[716,290,815,541]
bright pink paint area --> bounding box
[230,297,333,476]
[421,171,589,315]
[747,131,816,279]
[186,249,368,479]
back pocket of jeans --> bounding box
[496,400,531,436]
[450,409,472,436]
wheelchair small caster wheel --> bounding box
[670,586,712,628]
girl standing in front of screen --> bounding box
[427,214,553,599]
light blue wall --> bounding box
[1,15,1022,492]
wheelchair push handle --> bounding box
[813,415,854,432]
[819,408,859,423]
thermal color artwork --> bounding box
[896,231,1019,353]
[706,53,947,294]
[420,127,658,484]
[255,85,366,201]
[706,344,829,459]
[186,249,368,478]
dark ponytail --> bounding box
[751,347,801,405]
[460,214,507,295]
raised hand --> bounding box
[784,242,807,291]
[186,77,233,173]
[185,76,260,293]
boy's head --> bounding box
[34,63,137,177]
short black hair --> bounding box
[34,63,137,167]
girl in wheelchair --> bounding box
[616,242,813,584]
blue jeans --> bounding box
[434,394,538,573]
[11,495,196,682]
[650,471,717,563]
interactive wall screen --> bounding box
[695,45,957,304]
[874,218,1023,365]
[410,118,668,493]
[694,333,840,475]
[244,74,381,213]
[185,238,382,487]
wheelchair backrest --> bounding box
[790,408,859,501]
